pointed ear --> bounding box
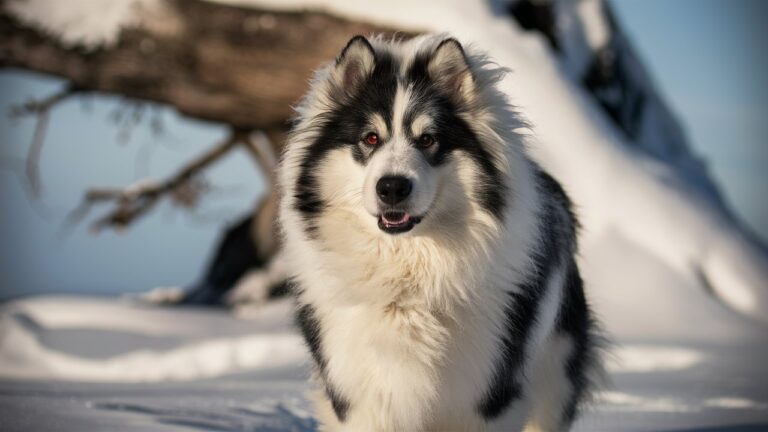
[331,35,376,97]
[428,38,475,106]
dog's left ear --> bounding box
[428,38,475,106]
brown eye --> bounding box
[364,132,379,146]
[417,134,435,148]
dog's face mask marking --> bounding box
[295,36,504,237]
[358,86,442,234]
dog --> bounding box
[278,34,601,431]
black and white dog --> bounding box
[278,34,601,431]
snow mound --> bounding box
[0,296,307,382]
[1,295,767,431]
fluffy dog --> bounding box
[278,34,600,431]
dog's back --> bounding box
[279,34,600,431]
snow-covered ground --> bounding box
[2,234,767,430]
[1,274,767,431]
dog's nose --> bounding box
[376,176,412,205]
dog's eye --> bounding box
[363,132,379,146]
[417,134,435,148]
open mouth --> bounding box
[378,211,422,234]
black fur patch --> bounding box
[556,259,595,426]
[293,51,399,235]
[535,169,579,246]
[181,214,261,305]
[477,168,576,419]
[326,385,350,423]
[508,0,560,51]
[293,42,509,232]
[477,289,535,419]
[406,52,507,219]
[295,303,325,369]
[295,302,351,422]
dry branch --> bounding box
[242,130,280,187]
[9,85,80,196]
[71,128,250,232]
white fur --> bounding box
[279,34,592,431]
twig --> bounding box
[0,156,55,221]
[241,130,278,187]
[9,85,80,197]
[67,128,251,233]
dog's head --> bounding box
[282,35,519,239]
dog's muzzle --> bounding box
[375,176,422,234]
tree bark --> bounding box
[0,0,414,131]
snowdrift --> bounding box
[1,295,766,431]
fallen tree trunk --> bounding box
[0,0,412,131]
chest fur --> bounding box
[311,284,509,429]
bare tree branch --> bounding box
[242,129,280,187]
[69,128,251,233]
[8,85,80,196]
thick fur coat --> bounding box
[278,34,600,431]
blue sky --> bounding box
[612,0,768,241]
[0,0,765,298]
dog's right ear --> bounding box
[331,36,376,96]
[428,38,475,107]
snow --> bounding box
[0,297,307,382]
[2,235,768,430]
[609,345,704,374]
[596,392,768,414]
[3,0,162,49]
[3,0,768,430]
[555,0,608,77]
[575,0,610,51]
[1,294,767,431]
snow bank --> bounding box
[0,296,307,382]
[597,392,768,414]
[1,295,766,432]
[609,345,703,374]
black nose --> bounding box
[376,176,412,205]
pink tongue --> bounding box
[384,213,410,225]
